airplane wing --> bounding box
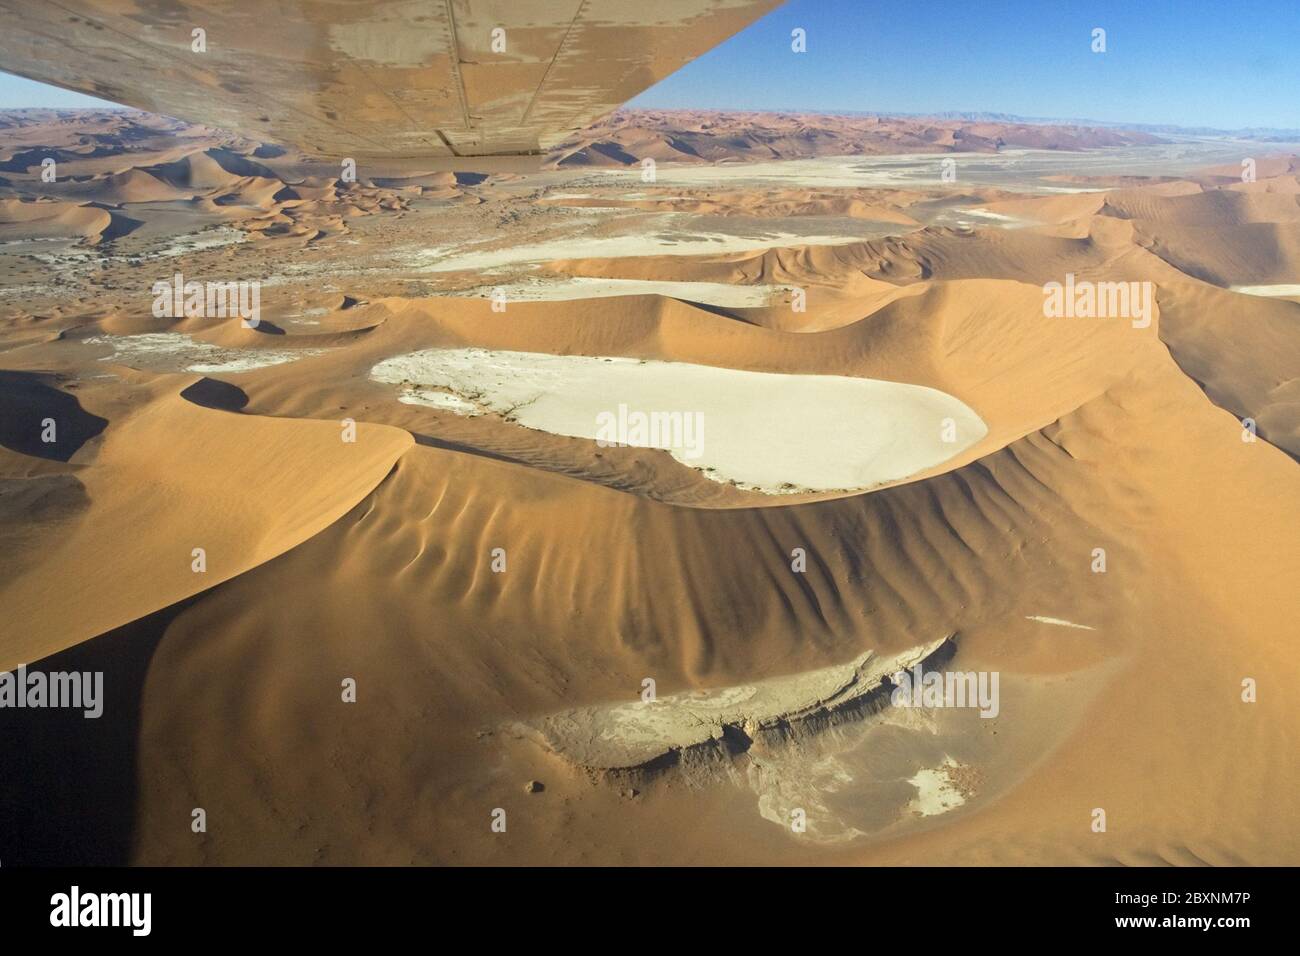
[0,0,783,167]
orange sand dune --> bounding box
[0,370,411,666]
[550,109,1164,167]
[0,197,112,242]
[210,277,1152,510]
[110,331,1300,866]
[2,109,1299,867]
[1158,281,1300,458]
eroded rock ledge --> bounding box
[511,634,956,775]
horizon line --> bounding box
[2,102,1299,138]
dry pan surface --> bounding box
[370,347,987,493]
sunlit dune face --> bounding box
[370,347,987,494]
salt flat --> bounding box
[1231,284,1300,297]
[87,333,323,373]
[409,228,863,274]
[580,142,1294,191]
[370,346,987,494]
[433,276,785,307]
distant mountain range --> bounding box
[548,108,1168,168]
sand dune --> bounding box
[1158,281,1300,458]
[550,109,1164,167]
[0,198,113,243]
[0,117,443,258]
[0,371,410,666]
[109,356,1299,864]
[2,109,1299,867]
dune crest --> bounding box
[0,374,412,666]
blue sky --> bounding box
[629,0,1300,129]
[1,0,1297,129]
[0,75,116,110]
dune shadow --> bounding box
[0,148,105,173]
[0,597,197,866]
[669,298,752,324]
[205,148,278,179]
[180,377,249,411]
[99,210,145,242]
[0,371,108,461]
[412,432,529,466]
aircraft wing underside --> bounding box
[0,0,782,165]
